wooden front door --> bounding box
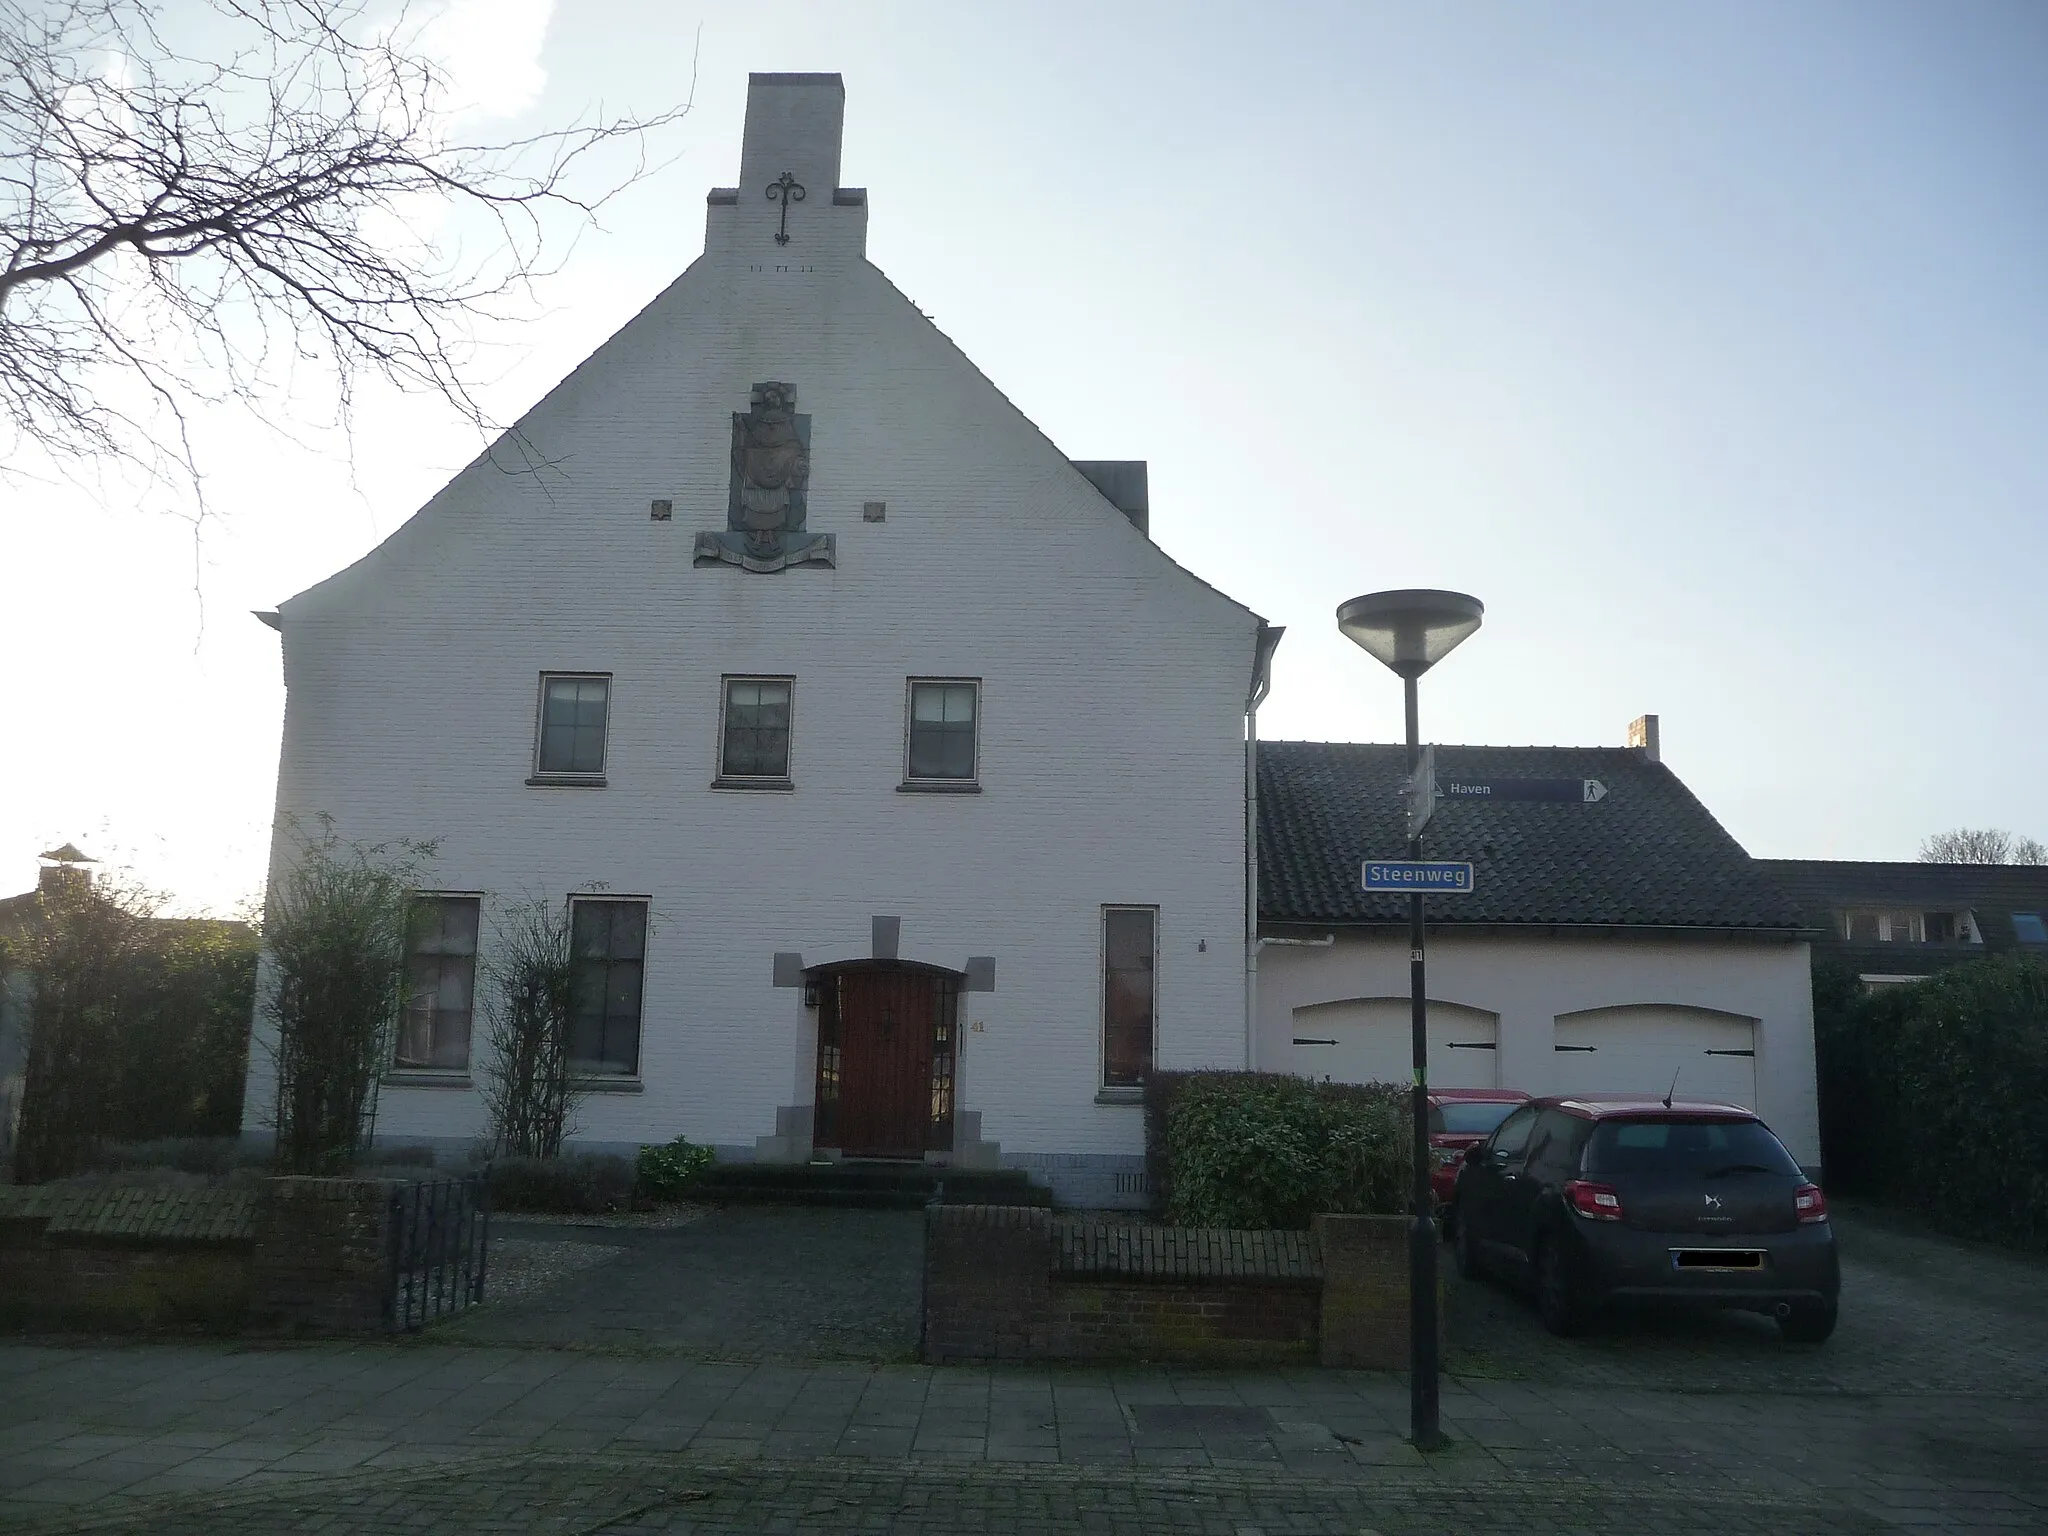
[814,965,957,1159]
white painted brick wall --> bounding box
[244,120,1266,1168]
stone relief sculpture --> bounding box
[694,381,836,572]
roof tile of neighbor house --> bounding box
[1258,740,1806,933]
[1755,858,2048,955]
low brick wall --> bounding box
[925,1207,1331,1366]
[0,1186,256,1330]
[1314,1213,1445,1369]
[0,1175,478,1336]
[247,1177,401,1334]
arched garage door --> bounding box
[1291,999,1500,1089]
[1551,1005,1757,1108]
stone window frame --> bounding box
[528,671,612,787]
[713,674,795,790]
[393,892,484,1078]
[1099,904,1160,1097]
[899,676,981,793]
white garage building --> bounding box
[1253,733,1820,1170]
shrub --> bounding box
[86,1136,265,1179]
[1814,953,2048,1251]
[478,897,584,1158]
[636,1136,716,1202]
[488,1153,634,1215]
[1151,1071,1408,1230]
[262,823,436,1175]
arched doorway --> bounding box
[811,961,960,1159]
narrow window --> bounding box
[1102,906,1157,1087]
[1846,912,1880,944]
[906,679,978,782]
[720,677,793,780]
[1884,911,1919,943]
[569,898,648,1075]
[397,896,480,1070]
[535,674,610,778]
[1923,911,1956,944]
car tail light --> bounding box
[1564,1179,1624,1222]
[1794,1183,1829,1224]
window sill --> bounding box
[526,774,607,789]
[384,1071,474,1090]
[897,780,982,794]
[712,776,794,792]
[1094,1086,1145,1107]
[571,1076,645,1094]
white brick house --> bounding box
[242,74,1278,1206]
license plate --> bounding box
[1670,1249,1765,1271]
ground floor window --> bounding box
[570,897,647,1075]
[398,895,480,1070]
[1102,906,1158,1087]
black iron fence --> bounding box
[387,1171,490,1332]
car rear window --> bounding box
[1431,1101,1521,1136]
[1583,1118,1801,1177]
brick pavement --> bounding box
[0,1206,2040,1533]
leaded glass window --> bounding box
[721,678,792,779]
[906,680,978,781]
[397,896,480,1070]
[537,675,610,776]
[570,898,647,1075]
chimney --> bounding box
[1072,461,1149,535]
[1628,714,1661,763]
[707,73,866,258]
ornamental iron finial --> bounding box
[766,171,806,246]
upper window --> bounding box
[570,897,647,1076]
[535,674,610,779]
[2014,912,2048,945]
[1102,905,1157,1087]
[719,677,792,781]
[397,896,480,1071]
[906,679,979,783]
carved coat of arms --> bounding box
[694,382,836,572]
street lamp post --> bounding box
[1335,589,1484,1452]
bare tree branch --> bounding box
[1919,828,2048,865]
[0,0,690,511]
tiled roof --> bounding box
[1756,859,2048,953]
[1258,741,1805,933]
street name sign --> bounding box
[1362,860,1476,893]
[1440,778,1607,804]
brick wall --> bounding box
[1314,1213,1445,1370]
[0,1186,254,1330]
[925,1207,1329,1366]
[247,1177,399,1334]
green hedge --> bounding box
[487,1153,635,1214]
[1814,954,2048,1251]
[1143,1071,1408,1230]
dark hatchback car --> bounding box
[1450,1096,1839,1342]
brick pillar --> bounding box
[248,1177,399,1334]
[921,1204,1052,1362]
[1314,1213,1445,1369]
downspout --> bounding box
[1244,624,1285,1071]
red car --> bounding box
[1430,1088,1532,1212]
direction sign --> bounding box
[1404,745,1438,840]
[1440,778,1607,804]
[1362,860,1476,893]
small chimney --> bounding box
[1072,460,1149,535]
[1628,714,1661,763]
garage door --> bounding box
[1291,998,1500,1089]
[1551,1006,1757,1108]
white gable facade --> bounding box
[243,75,1273,1206]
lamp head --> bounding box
[1336,589,1484,678]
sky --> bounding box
[3,0,2046,913]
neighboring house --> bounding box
[0,847,99,1163]
[1254,722,1823,1171]
[1755,858,2048,986]
[243,74,1278,1207]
